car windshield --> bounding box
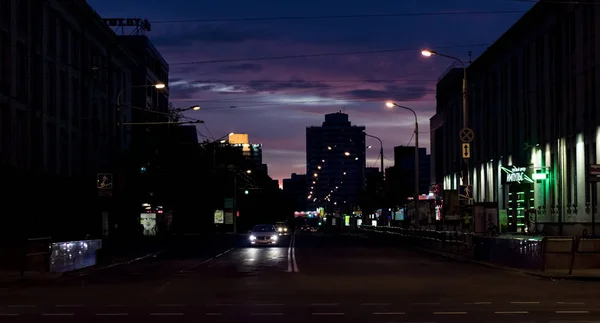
[252,225,275,232]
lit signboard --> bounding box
[501,165,534,184]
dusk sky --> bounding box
[88,0,535,181]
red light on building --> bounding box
[236,211,240,217]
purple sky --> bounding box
[88,0,534,180]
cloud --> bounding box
[341,84,433,101]
[244,80,331,93]
[218,63,263,74]
[152,25,278,47]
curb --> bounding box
[66,250,164,277]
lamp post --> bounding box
[365,133,384,180]
[422,49,469,187]
[386,101,419,226]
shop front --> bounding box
[501,165,535,233]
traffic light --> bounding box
[140,166,147,173]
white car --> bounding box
[249,224,279,246]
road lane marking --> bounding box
[311,303,339,306]
[96,313,128,316]
[0,314,19,316]
[495,311,529,314]
[373,312,406,315]
[250,313,283,316]
[312,312,344,315]
[42,313,74,316]
[465,301,491,305]
[150,313,184,316]
[510,301,539,304]
[292,234,299,272]
[413,302,440,305]
[556,301,585,305]
[556,310,590,314]
[287,235,293,272]
[361,303,390,306]
[433,311,467,315]
[179,248,233,273]
[56,305,83,307]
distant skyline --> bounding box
[88,0,535,180]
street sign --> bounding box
[459,185,473,200]
[459,127,474,143]
[462,143,471,159]
[97,173,113,189]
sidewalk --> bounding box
[355,231,600,281]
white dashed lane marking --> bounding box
[433,311,467,315]
[0,314,19,316]
[465,301,491,305]
[510,301,540,304]
[372,312,406,315]
[556,310,590,314]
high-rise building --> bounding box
[306,112,366,212]
[227,133,265,172]
[283,173,308,212]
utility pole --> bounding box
[233,170,238,234]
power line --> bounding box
[180,79,438,83]
[152,10,527,24]
[171,43,489,65]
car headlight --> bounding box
[278,228,283,232]
[284,228,288,232]
[249,235,256,240]
[271,235,278,240]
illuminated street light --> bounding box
[344,152,350,156]
[154,83,166,89]
[420,50,433,57]
[385,100,419,226]
[246,170,252,174]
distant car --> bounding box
[300,225,316,233]
[276,222,289,235]
[249,224,279,246]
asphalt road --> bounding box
[1,231,600,322]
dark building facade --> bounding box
[283,173,308,212]
[431,2,600,235]
[306,112,366,213]
[385,146,430,206]
[0,0,137,239]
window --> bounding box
[46,63,57,117]
[31,116,43,170]
[47,125,57,173]
[46,11,56,57]
[0,0,10,29]
[71,78,79,126]
[16,42,28,102]
[16,0,28,37]
[15,110,27,166]
[59,128,69,175]
[0,31,10,95]
[31,53,43,111]
[60,21,69,64]
[60,71,68,120]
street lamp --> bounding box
[246,170,252,174]
[386,101,419,226]
[421,48,469,187]
[365,133,384,180]
[175,105,201,112]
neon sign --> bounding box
[502,165,534,184]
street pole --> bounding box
[462,66,469,187]
[385,102,419,227]
[414,121,419,228]
[233,172,237,234]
